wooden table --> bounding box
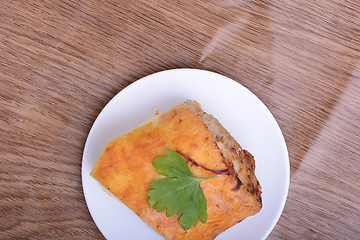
[1,0,359,239]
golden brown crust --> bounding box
[185,100,262,203]
[91,100,262,240]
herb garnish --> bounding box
[147,149,218,230]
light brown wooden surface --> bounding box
[1,0,359,239]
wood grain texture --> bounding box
[0,0,359,239]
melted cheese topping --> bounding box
[91,103,261,240]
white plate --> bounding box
[82,69,290,240]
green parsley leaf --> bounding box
[147,149,218,230]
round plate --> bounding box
[82,69,289,240]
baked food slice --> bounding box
[91,100,262,240]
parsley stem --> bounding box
[199,175,219,181]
